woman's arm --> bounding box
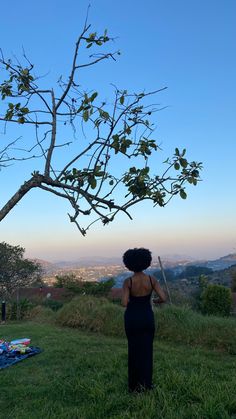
[121,278,130,307]
[151,276,167,303]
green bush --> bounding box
[201,284,232,317]
[56,296,125,337]
[190,274,209,311]
[155,304,236,353]
[8,298,35,320]
[42,299,64,311]
[24,305,56,323]
[231,269,236,292]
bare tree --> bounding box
[0,19,202,235]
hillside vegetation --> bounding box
[55,296,236,354]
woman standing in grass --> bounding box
[122,248,166,392]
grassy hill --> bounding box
[1,302,236,418]
[1,322,236,419]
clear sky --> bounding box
[0,0,235,262]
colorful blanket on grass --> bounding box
[0,338,42,369]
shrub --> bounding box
[201,284,232,317]
[231,269,236,292]
[7,298,35,320]
[199,274,208,290]
[56,296,125,337]
[155,304,236,354]
[24,305,56,323]
[190,274,209,311]
[42,299,64,311]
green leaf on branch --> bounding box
[17,117,25,124]
[90,92,98,102]
[5,109,14,120]
[89,177,97,189]
[21,107,29,114]
[153,191,165,207]
[120,95,124,105]
[21,68,29,75]
[179,158,188,168]
[111,134,120,153]
[180,189,187,199]
[99,109,109,120]
[125,125,131,135]
[88,32,96,40]
[83,110,89,122]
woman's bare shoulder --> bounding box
[150,276,162,289]
[150,275,158,284]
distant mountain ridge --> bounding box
[30,259,58,274]
[32,253,236,275]
[192,253,236,271]
[219,253,236,261]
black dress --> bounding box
[124,276,155,392]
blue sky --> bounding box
[0,0,235,261]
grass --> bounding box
[56,296,236,354]
[1,321,236,419]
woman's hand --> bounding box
[152,297,165,305]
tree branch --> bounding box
[0,176,40,222]
[55,25,91,111]
[45,90,56,176]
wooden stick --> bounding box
[158,256,172,304]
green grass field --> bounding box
[1,320,236,419]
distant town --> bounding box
[37,253,236,287]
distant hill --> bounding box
[30,259,59,274]
[54,256,122,268]
[192,253,236,271]
[31,253,236,282]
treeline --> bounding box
[54,273,115,296]
[178,266,213,279]
[153,265,213,281]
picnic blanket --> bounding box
[0,338,42,369]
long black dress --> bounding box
[124,276,155,392]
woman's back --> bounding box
[128,273,153,297]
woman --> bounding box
[122,248,166,392]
